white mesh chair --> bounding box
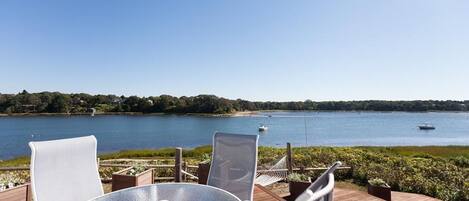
[295,161,342,201]
[29,135,104,201]
[207,132,259,201]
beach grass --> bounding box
[98,145,212,160]
[0,156,30,167]
[1,145,468,167]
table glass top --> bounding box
[89,183,241,201]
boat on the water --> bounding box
[418,123,435,130]
[258,124,268,132]
[90,108,96,117]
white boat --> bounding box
[258,124,268,132]
[418,123,435,130]
[90,108,96,117]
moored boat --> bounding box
[258,124,268,132]
[418,123,435,130]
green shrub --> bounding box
[0,171,28,191]
[200,153,211,163]
[450,156,469,168]
[287,173,310,182]
[127,163,147,176]
[369,178,390,188]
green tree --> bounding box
[48,94,70,113]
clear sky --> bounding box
[1,1,469,101]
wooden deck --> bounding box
[253,186,441,201]
[253,184,285,201]
[333,188,383,201]
[390,191,441,201]
[334,188,441,201]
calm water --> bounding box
[1,111,469,159]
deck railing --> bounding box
[0,143,351,183]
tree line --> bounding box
[0,90,468,114]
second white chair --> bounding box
[295,161,342,201]
[207,132,259,201]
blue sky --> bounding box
[1,1,468,101]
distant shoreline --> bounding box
[0,111,260,117]
[2,110,469,117]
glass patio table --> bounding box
[88,183,241,201]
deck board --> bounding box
[333,188,383,201]
[253,186,441,201]
[253,184,285,201]
[391,191,441,201]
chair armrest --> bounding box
[295,173,335,201]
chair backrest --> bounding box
[295,161,342,201]
[207,132,259,201]
[29,135,104,201]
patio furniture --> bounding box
[207,132,259,201]
[29,135,104,201]
[295,161,342,201]
[88,183,241,201]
